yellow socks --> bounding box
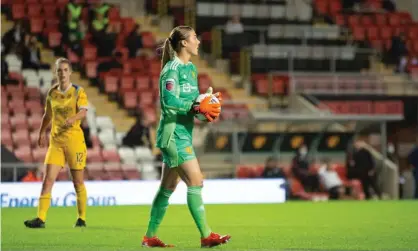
[75,184,87,220]
[37,193,51,222]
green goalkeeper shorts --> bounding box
[160,137,196,168]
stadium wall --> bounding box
[0,179,286,208]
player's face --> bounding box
[56,63,72,84]
[184,31,200,56]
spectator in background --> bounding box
[1,55,10,85]
[262,156,286,179]
[97,51,123,73]
[318,159,354,200]
[407,139,418,199]
[122,113,152,149]
[263,156,289,199]
[2,20,26,55]
[291,144,320,192]
[21,35,50,70]
[350,140,381,199]
[125,24,143,58]
[382,0,396,12]
[94,22,118,57]
[65,0,83,24]
[388,33,408,73]
[225,15,244,34]
[90,1,110,33]
[61,8,86,57]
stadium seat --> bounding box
[121,163,141,180]
[32,148,47,163]
[134,147,154,162]
[57,169,70,181]
[118,147,136,164]
[104,163,124,180]
[86,163,105,180]
[102,149,121,162]
[87,148,103,163]
[27,116,42,131]
[14,146,33,163]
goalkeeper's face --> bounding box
[183,30,200,56]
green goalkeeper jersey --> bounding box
[156,57,199,149]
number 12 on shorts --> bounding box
[76,152,84,163]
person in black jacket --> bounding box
[262,156,285,178]
[122,113,152,148]
[350,140,381,199]
[291,144,320,192]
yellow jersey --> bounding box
[46,83,88,145]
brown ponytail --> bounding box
[161,26,194,69]
[161,38,174,69]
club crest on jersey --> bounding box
[191,71,196,79]
[165,80,174,91]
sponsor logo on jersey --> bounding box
[185,146,193,154]
[165,80,174,91]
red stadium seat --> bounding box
[48,32,62,48]
[57,169,70,181]
[83,46,97,61]
[29,131,38,147]
[85,61,98,79]
[26,87,42,100]
[328,1,341,16]
[15,147,33,163]
[1,129,13,148]
[12,4,25,19]
[135,75,150,91]
[123,91,137,109]
[104,163,124,180]
[334,14,345,26]
[43,5,58,18]
[361,15,373,26]
[87,148,103,163]
[141,32,156,49]
[367,26,379,41]
[32,148,47,162]
[137,91,154,108]
[375,14,386,26]
[104,75,119,94]
[380,26,392,40]
[86,164,105,180]
[388,13,401,26]
[352,26,366,41]
[28,116,42,131]
[108,7,121,21]
[27,4,42,18]
[102,149,121,162]
[122,18,136,34]
[121,164,141,180]
[10,115,28,131]
[119,75,135,94]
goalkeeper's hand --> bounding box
[193,87,221,121]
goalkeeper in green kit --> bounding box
[141,26,231,248]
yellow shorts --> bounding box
[45,136,87,170]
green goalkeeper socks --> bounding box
[145,187,173,237]
[187,186,211,238]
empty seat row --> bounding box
[197,1,312,21]
[252,44,356,60]
[268,24,340,40]
[319,100,404,115]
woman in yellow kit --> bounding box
[24,58,89,228]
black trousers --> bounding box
[360,175,381,199]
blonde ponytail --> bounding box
[161,38,173,69]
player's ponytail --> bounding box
[161,38,173,69]
[161,26,194,69]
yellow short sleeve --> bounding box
[77,88,88,111]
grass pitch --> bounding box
[2,201,418,251]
